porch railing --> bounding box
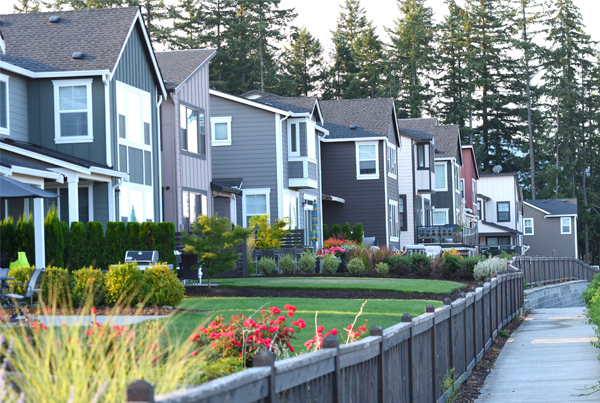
[417,225,477,246]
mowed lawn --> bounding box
[167,297,443,352]
[208,277,465,294]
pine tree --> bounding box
[278,27,324,96]
[13,0,42,13]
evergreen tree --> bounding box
[279,27,324,96]
[13,0,42,13]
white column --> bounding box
[68,176,79,225]
[33,197,45,269]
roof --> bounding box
[211,178,243,195]
[397,127,433,141]
[432,124,461,161]
[481,220,521,235]
[210,89,312,117]
[155,49,216,91]
[253,95,316,114]
[397,118,439,133]
[0,7,138,73]
[480,172,519,178]
[525,199,578,216]
[319,98,396,139]
[0,154,54,172]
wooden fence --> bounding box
[126,271,524,403]
[511,256,599,286]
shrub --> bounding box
[350,223,363,244]
[60,221,70,269]
[583,273,600,306]
[8,265,34,296]
[85,221,105,269]
[341,222,352,239]
[126,222,144,251]
[279,254,296,274]
[104,262,148,306]
[473,257,508,281]
[321,253,340,274]
[257,257,277,274]
[347,257,366,274]
[72,266,105,307]
[366,247,392,271]
[329,224,342,238]
[322,224,329,241]
[156,222,176,265]
[1,216,18,263]
[44,206,64,268]
[375,262,389,275]
[104,221,127,266]
[409,253,430,268]
[16,213,35,265]
[385,254,411,274]
[323,237,346,248]
[249,214,290,249]
[431,256,450,278]
[298,252,316,273]
[68,222,86,271]
[41,266,73,307]
[460,256,482,279]
[443,254,462,273]
[139,222,158,250]
[144,264,185,307]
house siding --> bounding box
[398,135,415,248]
[289,161,303,178]
[386,118,399,248]
[432,160,455,224]
[93,182,109,225]
[2,71,28,141]
[523,205,577,257]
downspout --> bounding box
[156,92,164,222]
[103,74,112,168]
[276,113,289,222]
[412,140,417,245]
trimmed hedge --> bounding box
[68,222,86,271]
[143,265,184,307]
[41,266,73,307]
[104,221,127,266]
[85,222,105,269]
[72,266,105,307]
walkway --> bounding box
[36,315,167,327]
[476,307,600,402]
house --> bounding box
[477,172,524,253]
[461,145,480,239]
[209,90,325,247]
[523,199,578,258]
[319,98,402,249]
[0,7,166,225]
[156,49,216,231]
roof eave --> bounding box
[0,61,109,78]
[173,49,217,94]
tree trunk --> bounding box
[523,4,536,199]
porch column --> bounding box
[67,176,79,225]
[33,197,45,269]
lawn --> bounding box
[207,277,465,294]
[166,297,443,352]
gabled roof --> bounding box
[433,124,461,162]
[397,118,438,133]
[254,96,315,114]
[462,145,480,179]
[481,220,521,235]
[156,49,216,91]
[211,178,243,195]
[525,199,577,216]
[397,127,433,141]
[319,98,396,140]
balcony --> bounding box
[288,157,318,189]
[417,225,477,246]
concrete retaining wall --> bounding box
[524,280,588,309]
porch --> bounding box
[417,225,477,246]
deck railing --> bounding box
[511,256,599,286]
[126,272,524,403]
[417,225,477,246]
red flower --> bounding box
[44,307,50,312]
[330,328,338,335]
[191,351,198,356]
[268,326,278,334]
[270,307,281,315]
[316,325,324,333]
[346,325,354,330]
[287,311,294,317]
[188,333,200,342]
[358,326,367,332]
[91,307,97,314]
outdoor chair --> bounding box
[2,268,44,320]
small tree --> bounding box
[341,222,352,239]
[126,222,143,251]
[16,213,34,264]
[69,222,86,271]
[85,222,105,269]
[44,205,64,268]
[60,221,70,269]
[249,214,290,249]
[104,221,127,265]
[350,223,364,244]
[1,216,18,263]
[180,215,250,288]
[156,222,176,265]
[329,223,342,238]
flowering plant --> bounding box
[304,321,368,351]
[317,246,347,258]
[443,248,463,259]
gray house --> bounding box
[0,7,166,225]
[156,49,216,231]
[209,90,325,246]
[319,98,402,249]
[523,199,578,258]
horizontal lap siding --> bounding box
[398,136,415,248]
[93,182,109,224]
[160,98,177,225]
[523,205,576,257]
[5,72,28,141]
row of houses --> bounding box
[0,7,579,258]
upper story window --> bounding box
[53,78,93,143]
[417,143,428,169]
[433,208,449,225]
[497,201,510,222]
[472,179,477,208]
[117,82,151,147]
[399,195,407,231]
[561,217,571,234]
[460,179,465,198]
[477,200,482,220]
[211,116,232,147]
[0,73,8,135]
[435,162,447,191]
[455,164,460,192]
[307,123,316,160]
[387,143,397,177]
[524,218,534,235]
[180,104,206,155]
[289,122,300,156]
[355,141,379,180]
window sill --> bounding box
[387,173,397,180]
[55,136,93,144]
[181,150,207,160]
[356,174,379,180]
[390,237,399,242]
[212,140,231,147]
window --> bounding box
[53,78,93,143]
[417,143,428,169]
[182,190,208,231]
[180,104,206,155]
[399,195,407,231]
[0,73,8,134]
[435,163,447,191]
[283,190,299,230]
[460,179,465,198]
[561,217,571,234]
[307,122,317,159]
[487,237,510,246]
[211,116,232,146]
[387,143,397,177]
[455,164,460,192]
[433,208,449,225]
[243,189,270,227]
[472,179,477,208]
[477,200,482,220]
[355,142,379,179]
[389,199,399,241]
[497,202,510,222]
[524,218,534,235]
[289,122,299,156]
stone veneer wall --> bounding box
[524,280,588,309]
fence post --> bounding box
[443,298,453,371]
[323,334,342,403]
[241,239,248,277]
[402,313,413,403]
[370,325,384,403]
[126,379,154,403]
[253,349,276,402]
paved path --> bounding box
[35,315,167,327]
[476,307,600,402]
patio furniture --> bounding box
[2,267,44,320]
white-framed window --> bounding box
[307,122,317,160]
[211,116,232,146]
[243,188,270,227]
[477,200,482,220]
[119,184,154,223]
[497,201,510,222]
[561,217,571,234]
[416,143,428,169]
[117,81,152,148]
[472,179,477,208]
[460,178,465,198]
[283,189,299,230]
[455,164,460,192]
[288,121,300,156]
[0,73,9,135]
[389,199,399,241]
[435,163,447,191]
[180,104,206,156]
[524,218,534,235]
[182,190,208,231]
[53,78,93,143]
[433,208,449,225]
[387,143,397,177]
[355,141,379,180]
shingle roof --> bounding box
[253,95,316,114]
[155,49,216,90]
[397,128,433,141]
[0,7,139,73]
[525,199,578,216]
[433,124,461,160]
[0,154,54,172]
[397,118,438,133]
[319,98,395,139]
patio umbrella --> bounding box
[311,203,318,244]
[0,175,59,199]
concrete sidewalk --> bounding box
[476,307,600,402]
[35,315,167,327]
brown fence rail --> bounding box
[511,256,599,286]
[126,272,524,403]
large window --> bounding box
[211,116,232,146]
[399,195,407,231]
[387,143,397,177]
[180,104,206,155]
[487,237,510,246]
[389,199,399,241]
[243,189,270,227]
[561,217,571,234]
[497,202,510,222]
[435,163,447,191]
[182,190,208,231]
[433,208,449,225]
[524,218,534,235]
[355,142,379,179]
[307,123,317,160]
[289,122,299,156]
[0,73,8,134]
[283,190,299,230]
[53,78,93,143]
[417,143,428,169]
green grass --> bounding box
[208,277,465,295]
[167,297,442,352]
